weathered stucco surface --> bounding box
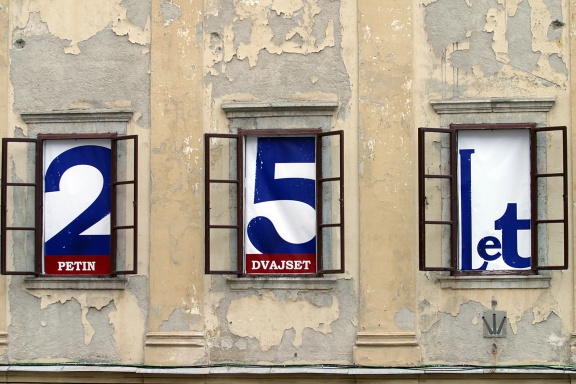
[420,300,570,364]
[8,276,148,362]
[204,0,351,120]
[410,0,574,367]
[148,0,206,362]
[422,0,568,97]
[205,278,356,363]
[10,1,151,127]
[0,0,573,376]
[196,0,358,364]
[4,0,152,365]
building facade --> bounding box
[0,0,574,382]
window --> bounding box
[1,134,138,276]
[205,129,344,275]
[419,123,567,274]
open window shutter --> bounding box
[418,128,455,271]
[110,135,138,275]
[531,126,568,270]
[1,138,41,275]
[205,133,243,274]
[316,130,344,274]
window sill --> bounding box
[24,276,128,290]
[227,277,337,291]
[438,275,551,290]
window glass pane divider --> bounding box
[204,133,242,275]
[418,127,454,271]
[532,126,568,270]
[316,130,344,275]
[1,138,40,275]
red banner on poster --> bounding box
[246,254,316,274]
[45,255,111,275]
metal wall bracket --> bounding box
[482,310,507,338]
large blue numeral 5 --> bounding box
[45,145,111,256]
[246,137,316,254]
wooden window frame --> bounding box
[418,123,568,274]
[205,129,345,276]
[0,134,138,276]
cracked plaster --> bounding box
[7,275,148,363]
[206,277,357,363]
[420,301,569,364]
[424,0,568,94]
[11,0,149,54]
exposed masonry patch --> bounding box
[424,0,566,86]
[7,276,148,363]
[548,53,567,75]
[207,277,357,363]
[11,28,151,128]
[159,308,201,332]
[395,306,415,330]
[227,292,339,351]
[205,0,351,120]
[420,301,569,364]
[33,293,115,346]
[123,0,151,28]
[160,0,182,27]
[12,0,150,55]
[544,0,563,40]
[206,0,336,71]
[8,279,118,361]
[507,0,539,74]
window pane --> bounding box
[114,183,135,227]
[115,137,136,181]
[207,136,237,181]
[4,141,36,184]
[320,134,340,179]
[320,226,341,272]
[320,179,341,225]
[5,186,35,228]
[423,223,451,269]
[5,230,35,273]
[536,176,564,221]
[535,129,564,175]
[209,183,237,226]
[209,228,238,272]
[423,178,450,222]
[536,222,565,268]
[422,131,450,176]
[114,228,135,273]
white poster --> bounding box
[244,136,317,274]
[43,139,112,274]
[457,130,531,270]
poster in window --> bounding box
[244,136,317,274]
[457,130,531,271]
[43,139,111,274]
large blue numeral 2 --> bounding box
[44,145,111,256]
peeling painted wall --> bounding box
[3,0,152,364]
[204,0,351,113]
[10,0,151,127]
[196,0,358,365]
[408,0,574,368]
[420,0,568,97]
[0,0,574,376]
[205,278,357,363]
